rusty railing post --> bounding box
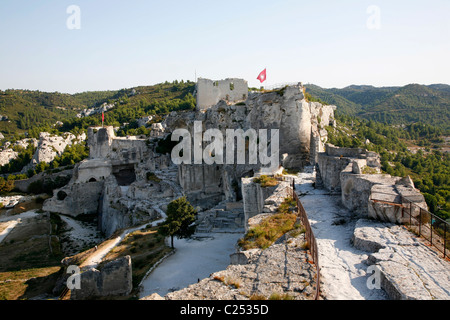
[409,200,412,226]
[445,223,447,259]
[419,207,422,237]
[430,212,433,246]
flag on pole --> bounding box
[257,68,267,83]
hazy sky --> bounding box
[1,0,449,93]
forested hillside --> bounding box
[60,80,195,135]
[325,114,450,223]
[0,80,196,139]
[0,89,118,134]
[305,83,450,131]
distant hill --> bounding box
[2,81,448,136]
[0,81,196,137]
[0,89,119,134]
[304,83,450,130]
[304,84,363,116]
[60,80,196,134]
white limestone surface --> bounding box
[292,169,389,300]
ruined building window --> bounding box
[213,81,219,87]
[230,82,235,91]
[89,178,97,183]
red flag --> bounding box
[257,68,267,83]
[102,112,104,122]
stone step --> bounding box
[196,226,212,233]
[211,228,245,234]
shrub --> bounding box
[361,166,379,174]
[0,176,15,193]
[146,172,161,182]
[35,196,45,204]
[27,180,44,194]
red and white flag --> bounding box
[257,68,267,83]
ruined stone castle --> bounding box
[43,78,425,239]
[195,78,248,111]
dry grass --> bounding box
[7,196,49,216]
[238,213,298,250]
[253,175,279,188]
[213,275,225,283]
[225,276,241,289]
[0,266,62,300]
[0,214,63,300]
[249,293,267,300]
[0,217,62,272]
[269,292,295,300]
[213,274,241,289]
[238,196,302,250]
[277,196,297,214]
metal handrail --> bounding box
[370,196,449,260]
[291,180,321,300]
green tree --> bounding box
[0,176,15,193]
[158,197,197,248]
[423,193,438,214]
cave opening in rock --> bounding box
[112,164,137,186]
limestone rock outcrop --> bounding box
[32,132,86,165]
[161,235,316,300]
[353,219,450,300]
[71,256,133,300]
[0,138,38,167]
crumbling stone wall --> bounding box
[317,144,427,223]
[71,256,133,300]
[241,178,291,231]
[196,78,248,111]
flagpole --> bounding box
[264,67,267,90]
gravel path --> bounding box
[138,233,243,298]
[80,204,168,269]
